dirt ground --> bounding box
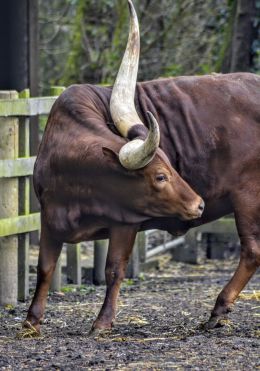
[0,257,259,370]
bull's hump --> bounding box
[55,84,111,126]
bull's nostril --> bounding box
[198,200,205,212]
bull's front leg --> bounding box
[16,221,63,338]
[91,224,138,334]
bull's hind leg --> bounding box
[91,224,138,334]
[17,221,63,338]
[206,193,260,329]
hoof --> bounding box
[88,324,112,338]
[203,316,231,330]
[202,317,220,331]
[16,321,41,340]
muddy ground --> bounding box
[0,257,259,370]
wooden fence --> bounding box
[0,88,65,305]
[0,88,238,306]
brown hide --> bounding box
[34,72,260,241]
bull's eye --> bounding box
[155,174,168,182]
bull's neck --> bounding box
[135,80,204,189]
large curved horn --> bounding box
[110,0,160,170]
[119,111,160,169]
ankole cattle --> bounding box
[18,0,260,337]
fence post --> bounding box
[126,232,145,278]
[18,89,30,301]
[93,240,108,285]
[0,91,19,305]
[67,243,81,285]
[49,86,65,96]
[50,255,62,292]
[171,229,204,264]
[137,231,146,263]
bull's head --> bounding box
[108,0,204,220]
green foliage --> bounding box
[252,0,260,74]
[60,285,96,294]
[77,285,96,294]
[122,278,134,287]
[138,272,145,281]
[214,0,236,72]
[61,286,76,293]
[39,0,77,93]
[39,0,259,89]
[198,63,215,74]
[163,64,184,77]
[62,0,128,85]
[62,0,87,85]
[253,49,260,74]
[62,0,234,84]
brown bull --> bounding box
[18,0,260,338]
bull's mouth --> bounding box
[185,212,203,220]
[181,201,205,220]
[182,209,204,220]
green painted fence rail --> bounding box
[0,157,36,178]
[0,213,40,237]
[0,88,65,305]
[0,96,58,117]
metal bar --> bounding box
[0,157,36,178]
[146,236,185,259]
[145,229,157,236]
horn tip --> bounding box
[146,111,159,128]
[127,0,135,15]
[146,111,160,144]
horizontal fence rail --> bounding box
[0,213,40,237]
[0,157,36,178]
[0,96,58,116]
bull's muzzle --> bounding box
[186,199,205,219]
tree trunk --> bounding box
[230,0,256,72]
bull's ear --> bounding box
[102,146,120,165]
[102,146,139,175]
